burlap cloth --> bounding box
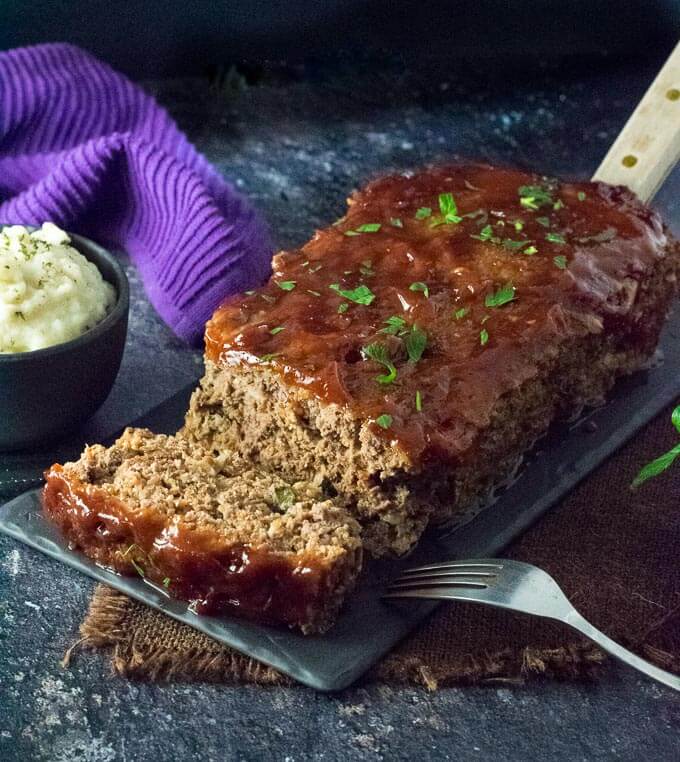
[75,401,680,689]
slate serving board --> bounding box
[1,310,678,690]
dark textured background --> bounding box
[1,40,680,761]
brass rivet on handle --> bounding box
[622,154,638,168]
[666,88,680,101]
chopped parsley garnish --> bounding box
[454,307,470,320]
[390,217,404,228]
[631,406,680,488]
[415,390,423,412]
[162,577,171,589]
[471,224,495,242]
[536,216,551,228]
[376,414,393,429]
[554,255,567,269]
[485,283,516,308]
[362,343,397,384]
[545,232,566,244]
[513,220,524,232]
[258,353,280,363]
[415,207,432,220]
[329,283,376,305]
[380,315,407,335]
[553,199,565,211]
[338,302,349,314]
[405,325,427,363]
[518,185,553,210]
[276,280,296,291]
[269,326,285,335]
[480,328,489,346]
[274,485,296,508]
[577,191,587,201]
[502,238,531,252]
[524,245,538,255]
[344,223,381,236]
[409,281,429,298]
[437,192,462,224]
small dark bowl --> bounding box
[0,230,129,451]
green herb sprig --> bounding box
[362,343,397,384]
[631,406,680,488]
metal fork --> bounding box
[383,559,679,691]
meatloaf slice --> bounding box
[185,164,680,557]
[43,428,362,633]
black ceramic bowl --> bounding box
[0,230,129,451]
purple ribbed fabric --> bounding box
[0,43,272,344]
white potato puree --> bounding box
[0,223,116,353]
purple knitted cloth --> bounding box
[0,43,272,344]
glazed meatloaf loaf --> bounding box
[43,428,362,633]
[185,164,679,557]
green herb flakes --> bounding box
[438,192,462,224]
[362,343,397,384]
[276,280,296,291]
[409,281,429,298]
[390,217,404,228]
[553,255,567,269]
[376,414,393,429]
[524,245,538,255]
[415,207,432,220]
[485,283,516,308]
[518,185,553,210]
[536,216,551,228]
[380,315,407,335]
[258,353,280,363]
[162,577,171,589]
[545,232,566,245]
[415,390,423,412]
[269,326,285,335]
[344,223,381,236]
[513,220,524,232]
[405,325,427,363]
[274,485,296,508]
[577,191,587,201]
[553,199,565,211]
[338,302,349,313]
[329,283,376,305]
[480,328,489,346]
[471,224,495,242]
[454,307,470,320]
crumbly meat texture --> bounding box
[43,428,362,633]
[187,164,680,556]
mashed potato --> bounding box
[0,223,116,353]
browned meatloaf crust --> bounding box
[185,164,680,557]
[43,428,362,633]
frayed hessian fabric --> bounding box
[0,43,272,344]
[75,400,680,689]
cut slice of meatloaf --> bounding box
[43,427,362,633]
[184,164,680,557]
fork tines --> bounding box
[385,560,503,594]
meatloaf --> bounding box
[185,164,680,557]
[43,428,362,633]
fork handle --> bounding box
[564,610,680,691]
